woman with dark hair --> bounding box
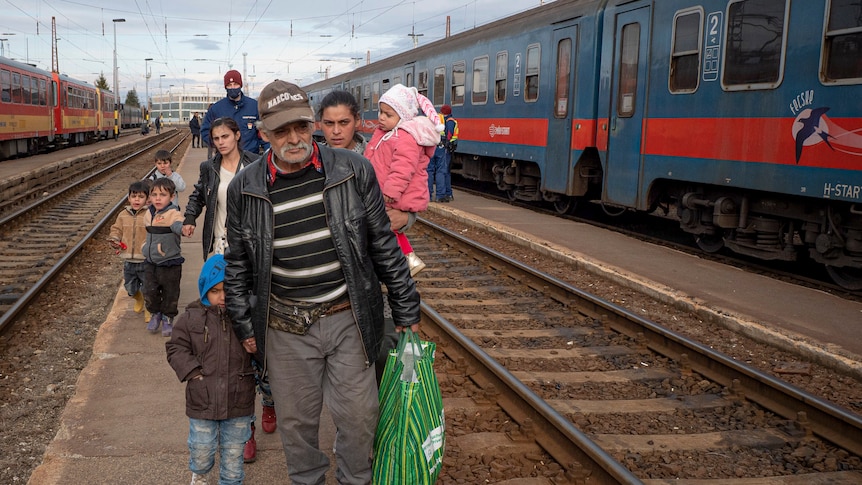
[317,90,367,154]
[182,116,271,463]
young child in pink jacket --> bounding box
[364,84,443,276]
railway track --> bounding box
[0,133,185,332]
[412,218,862,483]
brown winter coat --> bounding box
[165,300,256,420]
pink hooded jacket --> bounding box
[364,116,439,213]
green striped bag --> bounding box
[373,329,445,484]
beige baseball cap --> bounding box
[257,80,315,131]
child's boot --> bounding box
[133,291,145,313]
[147,312,161,333]
[261,405,277,433]
[144,308,151,323]
[244,423,257,463]
[406,252,426,277]
[161,315,173,337]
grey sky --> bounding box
[1,0,554,99]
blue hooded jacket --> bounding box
[198,254,226,306]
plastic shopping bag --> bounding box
[373,329,445,484]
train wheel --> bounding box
[553,196,578,215]
[825,265,862,290]
[696,234,724,253]
[506,190,517,201]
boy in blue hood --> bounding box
[166,255,256,485]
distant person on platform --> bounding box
[189,112,201,148]
[428,104,459,203]
[155,115,162,135]
[202,70,267,155]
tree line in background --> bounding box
[94,73,140,107]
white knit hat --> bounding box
[379,84,418,121]
[379,84,444,131]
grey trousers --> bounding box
[266,309,378,485]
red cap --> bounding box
[224,70,243,88]
[441,104,452,115]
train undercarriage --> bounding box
[668,184,862,290]
[453,152,862,290]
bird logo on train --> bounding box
[792,107,862,164]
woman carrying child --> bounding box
[363,83,443,276]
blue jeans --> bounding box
[251,357,274,408]
[428,146,451,200]
[122,261,145,296]
[188,416,253,484]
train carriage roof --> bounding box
[303,0,605,92]
[0,55,53,79]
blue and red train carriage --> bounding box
[0,55,144,160]
[304,0,862,289]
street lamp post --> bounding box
[112,18,126,140]
[144,58,153,116]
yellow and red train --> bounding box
[0,55,143,160]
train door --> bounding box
[51,75,62,138]
[544,23,578,195]
[604,5,650,207]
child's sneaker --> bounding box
[161,315,173,337]
[147,312,162,333]
[133,291,145,313]
[406,252,426,277]
[190,473,209,485]
[144,308,151,323]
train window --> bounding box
[393,76,401,86]
[472,56,489,105]
[495,52,508,104]
[31,76,39,105]
[525,43,540,102]
[822,0,862,83]
[417,70,428,98]
[353,85,362,110]
[405,71,413,87]
[372,81,380,106]
[554,38,572,118]
[11,72,22,104]
[670,9,702,93]
[21,75,31,105]
[617,23,640,118]
[40,79,47,106]
[433,66,446,105]
[381,79,390,96]
[452,61,466,106]
[0,69,10,103]
[363,83,370,111]
[723,0,788,89]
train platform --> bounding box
[428,192,862,371]
[27,144,337,484]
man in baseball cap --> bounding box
[225,79,421,485]
[200,69,267,154]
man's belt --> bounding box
[269,295,351,335]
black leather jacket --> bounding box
[183,150,259,259]
[224,143,421,365]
